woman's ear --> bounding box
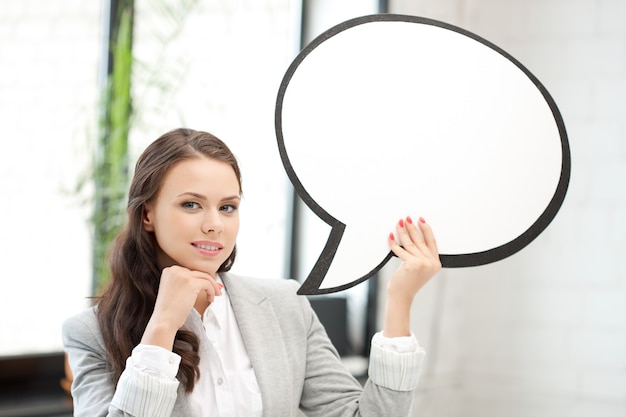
[143,204,155,232]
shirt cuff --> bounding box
[110,345,181,417]
[368,331,425,391]
[131,344,181,380]
[372,331,419,353]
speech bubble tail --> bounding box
[296,221,395,295]
[296,222,342,295]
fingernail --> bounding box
[218,283,224,289]
[389,232,395,241]
[399,218,404,228]
[419,217,426,224]
[406,216,413,224]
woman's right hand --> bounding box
[141,265,222,350]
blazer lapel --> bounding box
[221,273,293,417]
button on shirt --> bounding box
[128,276,421,416]
[188,276,263,417]
[132,276,262,417]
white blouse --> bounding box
[131,276,262,417]
[125,275,419,416]
[188,276,262,416]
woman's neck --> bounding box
[194,295,211,317]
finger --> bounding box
[398,216,431,258]
[405,216,428,251]
[190,270,223,296]
[205,279,223,297]
[389,229,419,261]
[395,218,417,251]
[388,232,406,258]
[417,217,440,258]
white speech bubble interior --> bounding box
[276,15,570,294]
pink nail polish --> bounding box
[389,233,395,241]
[406,216,413,224]
[218,283,224,289]
[399,218,404,228]
[419,217,426,224]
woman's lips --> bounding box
[192,241,223,255]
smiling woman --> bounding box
[141,137,242,283]
[62,127,443,417]
[91,129,243,395]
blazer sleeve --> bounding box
[62,309,180,417]
[296,295,420,417]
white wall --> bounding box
[380,1,626,415]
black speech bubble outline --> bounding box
[275,14,571,295]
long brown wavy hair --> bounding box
[95,128,242,392]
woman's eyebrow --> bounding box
[222,195,241,201]
[177,192,207,200]
[177,192,241,202]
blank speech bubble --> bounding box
[275,14,570,295]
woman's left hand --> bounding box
[387,216,442,303]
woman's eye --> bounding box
[182,202,200,210]
[220,204,238,213]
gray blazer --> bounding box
[62,273,416,417]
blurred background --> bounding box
[0,0,624,416]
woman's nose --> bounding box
[202,210,223,234]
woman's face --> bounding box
[143,156,241,276]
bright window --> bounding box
[0,0,299,357]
